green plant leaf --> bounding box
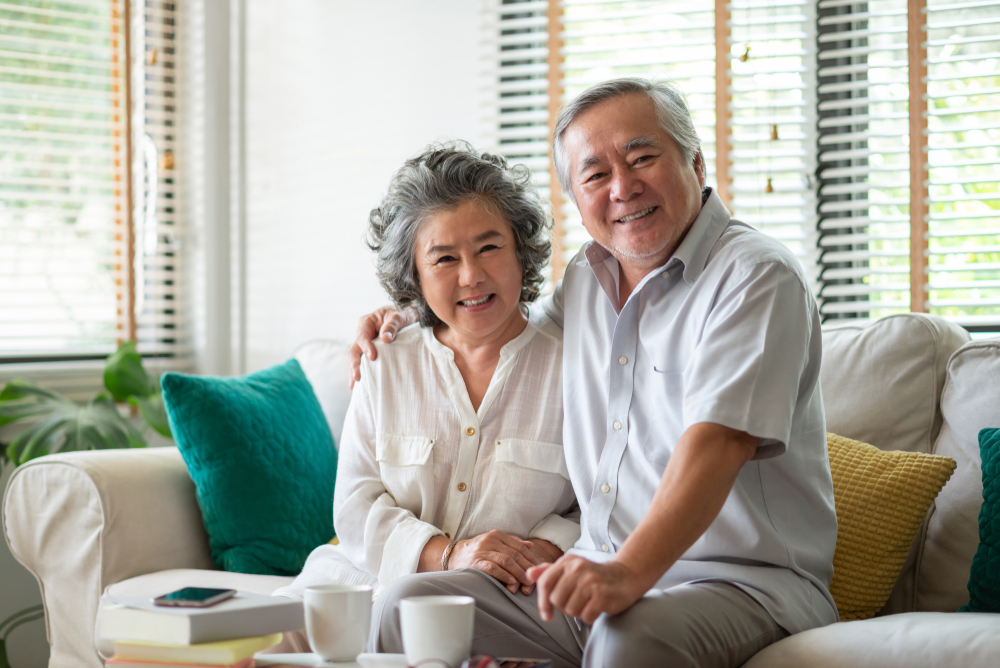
[104,342,154,401]
[1,380,147,466]
[130,394,172,438]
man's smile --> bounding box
[615,206,658,223]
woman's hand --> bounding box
[516,537,563,594]
[348,306,416,388]
[448,530,543,594]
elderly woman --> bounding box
[273,142,577,612]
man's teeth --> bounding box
[460,295,491,306]
[619,206,655,223]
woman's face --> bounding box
[414,198,525,345]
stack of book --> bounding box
[98,591,305,668]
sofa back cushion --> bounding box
[294,339,353,447]
[820,314,969,614]
[821,314,969,454]
[916,340,1000,611]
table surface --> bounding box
[255,652,407,668]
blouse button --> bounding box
[601,484,610,493]
[466,427,475,436]
[457,482,467,492]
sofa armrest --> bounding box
[2,447,216,668]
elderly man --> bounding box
[351,78,838,668]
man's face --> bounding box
[562,94,706,274]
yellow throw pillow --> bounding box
[827,433,956,620]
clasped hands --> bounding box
[434,530,646,624]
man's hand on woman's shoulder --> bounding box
[348,306,417,388]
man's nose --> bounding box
[609,168,641,201]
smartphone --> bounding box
[153,587,237,608]
[497,660,554,668]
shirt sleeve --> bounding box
[528,506,581,553]
[333,357,444,585]
[682,260,820,459]
[538,277,565,328]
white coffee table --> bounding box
[255,652,407,668]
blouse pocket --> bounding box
[495,439,570,480]
[375,433,434,511]
[376,433,434,466]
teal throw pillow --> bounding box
[960,427,1000,612]
[161,359,337,576]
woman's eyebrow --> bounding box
[427,231,504,254]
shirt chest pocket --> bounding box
[376,433,434,509]
[495,439,569,480]
[643,367,686,466]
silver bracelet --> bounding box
[440,539,459,571]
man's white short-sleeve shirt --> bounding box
[544,189,839,634]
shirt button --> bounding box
[601,484,610,493]
[662,271,669,278]
[618,356,627,365]
[457,483,467,492]
[613,421,622,430]
[601,544,610,552]
[466,427,475,436]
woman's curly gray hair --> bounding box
[366,141,552,328]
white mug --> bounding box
[400,595,475,668]
[303,584,373,662]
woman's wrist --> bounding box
[417,535,452,573]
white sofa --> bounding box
[5,316,1000,668]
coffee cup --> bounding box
[400,595,475,668]
[303,584,372,662]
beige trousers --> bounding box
[371,568,788,668]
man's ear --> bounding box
[693,151,707,188]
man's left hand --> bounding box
[528,555,647,624]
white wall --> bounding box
[243,0,486,372]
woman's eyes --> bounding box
[434,255,457,264]
[432,244,500,264]
[479,244,499,253]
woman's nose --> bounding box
[459,258,486,286]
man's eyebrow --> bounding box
[577,136,661,174]
[622,136,660,152]
[427,230,504,254]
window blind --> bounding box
[0,0,183,362]
[924,0,1000,326]
[0,0,127,359]
[815,0,912,320]
[729,0,820,288]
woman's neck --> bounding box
[435,307,528,412]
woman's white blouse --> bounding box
[274,309,577,598]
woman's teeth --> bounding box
[619,206,656,223]
[459,295,492,306]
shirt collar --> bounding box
[580,186,732,293]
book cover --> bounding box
[111,633,281,664]
[98,592,303,645]
[105,657,255,668]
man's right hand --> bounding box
[348,306,415,388]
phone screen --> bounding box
[497,660,554,668]
[154,587,236,607]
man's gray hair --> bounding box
[366,141,552,328]
[552,78,704,203]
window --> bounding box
[0,0,181,363]
[486,0,999,328]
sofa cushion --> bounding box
[917,340,1000,612]
[293,340,353,447]
[820,314,969,454]
[827,434,956,620]
[162,360,338,576]
[742,612,1000,668]
[961,427,1000,612]
[820,314,969,615]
